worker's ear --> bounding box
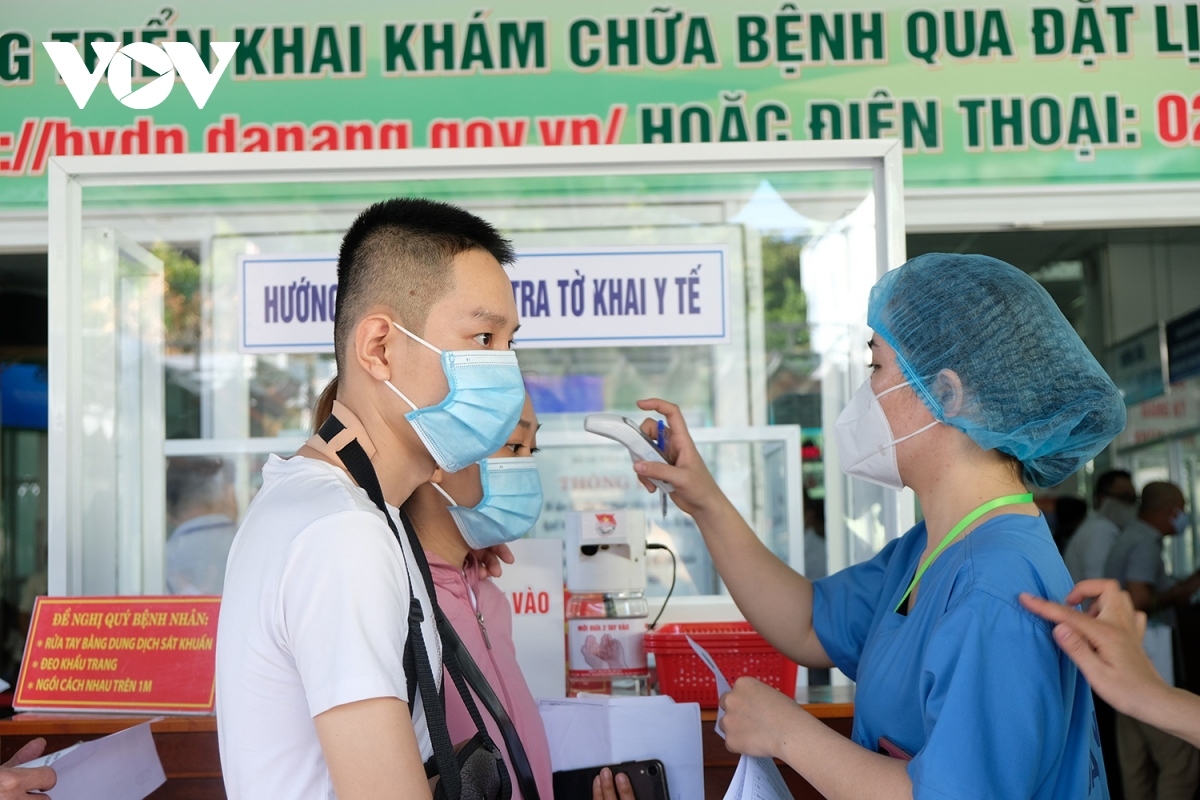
[429,467,446,485]
[932,369,963,418]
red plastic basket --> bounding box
[643,622,799,708]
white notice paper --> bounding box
[685,637,793,800]
[17,720,166,800]
[492,537,566,699]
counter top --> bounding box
[0,687,855,800]
[0,713,217,734]
[698,683,855,722]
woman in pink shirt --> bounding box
[403,395,554,800]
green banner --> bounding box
[3,1,1200,210]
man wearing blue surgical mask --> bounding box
[216,198,524,800]
[1103,481,1200,800]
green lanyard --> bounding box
[894,493,1033,613]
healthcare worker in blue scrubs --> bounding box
[633,253,1125,799]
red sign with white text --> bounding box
[15,596,220,714]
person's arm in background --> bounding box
[1122,537,1200,613]
[1128,571,1200,614]
[634,399,833,668]
[316,698,432,800]
[1021,579,1200,749]
[0,738,56,798]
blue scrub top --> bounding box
[812,513,1108,800]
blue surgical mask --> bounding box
[1173,508,1190,536]
[433,457,543,549]
[385,323,525,473]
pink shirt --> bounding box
[427,551,554,800]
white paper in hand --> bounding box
[685,636,793,800]
[724,755,795,800]
[17,720,166,800]
[686,635,731,739]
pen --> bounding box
[656,420,668,518]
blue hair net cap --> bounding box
[867,253,1126,488]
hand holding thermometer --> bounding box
[583,414,674,517]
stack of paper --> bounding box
[686,637,794,800]
[539,694,703,800]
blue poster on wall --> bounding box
[1167,308,1200,385]
[1,364,48,430]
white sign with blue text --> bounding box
[238,245,729,353]
[508,246,730,349]
[239,254,339,354]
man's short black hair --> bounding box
[1093,469,1133,504]
[333,197,515,373]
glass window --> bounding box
[51,146,904,598]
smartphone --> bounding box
[553,759,671,800]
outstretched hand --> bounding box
[1019,579,1167,717]
[634,398,724,518]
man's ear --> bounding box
[429,466,446,485]
[354,313,400,382]
[932,369,964,418]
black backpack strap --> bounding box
[393,502,534,798]
[437,613,542,800]
[332,431,462,800]
[393,510,514,800]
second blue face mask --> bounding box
[385,323,525,473]
[433,457,544,549]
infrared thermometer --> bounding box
[583,414,675,499]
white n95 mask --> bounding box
[834,379,939,491]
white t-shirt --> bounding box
[216,455,440,800]
[1063,511,1120,583]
